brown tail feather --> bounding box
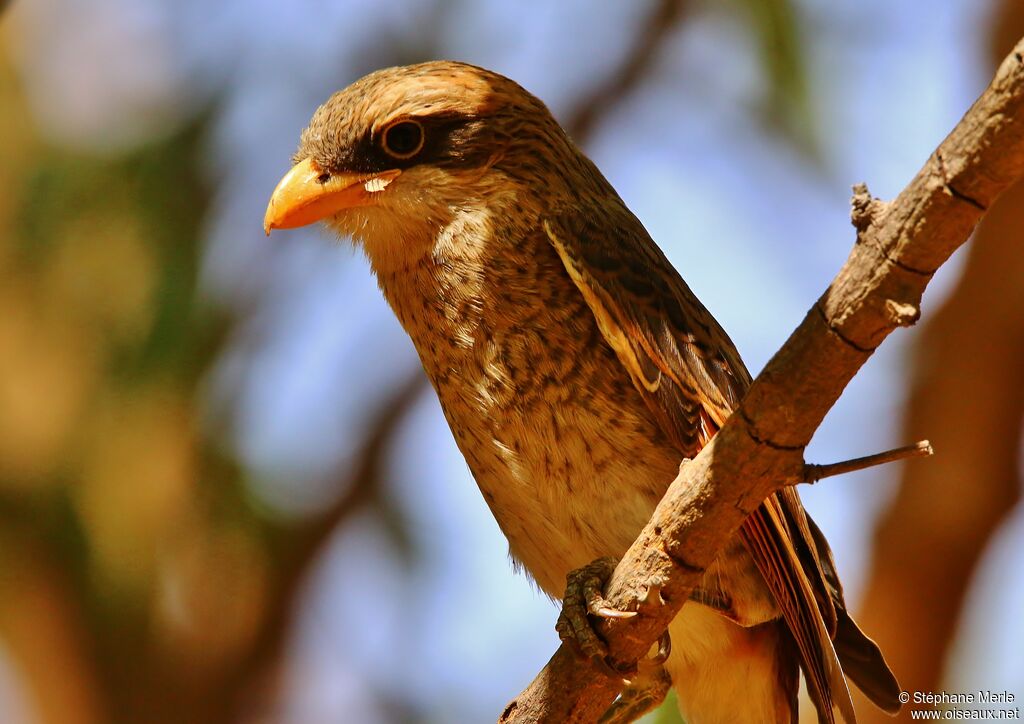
[741,504,856,724]
[834,608,903,714]
[802,515,903,714]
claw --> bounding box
[557,557,673,680]
[651,630,672,665]
[579,557,633,619]
[598,664,672,724]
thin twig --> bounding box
[802,440,933,484]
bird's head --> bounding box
[264,61,589,272]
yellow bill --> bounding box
[263,158,401,234]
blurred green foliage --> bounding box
[725,0,817,153]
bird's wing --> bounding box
[543,200,856,724]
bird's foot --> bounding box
[555,557,671,677]
[598,662,672,724]
[556,557,635,676]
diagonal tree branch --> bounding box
[500,37,1024,724]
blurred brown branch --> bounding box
[564,0,687,141]
[501,37,1024,724]
[224,368,427,720]
[853,162,1024,724]
[853,10,1024,720]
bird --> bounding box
[264,61,901,724]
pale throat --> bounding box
[363,180,537,318]
[365,200,502,346]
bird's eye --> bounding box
[381,120,425,159]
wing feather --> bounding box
[544,202,858,723]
